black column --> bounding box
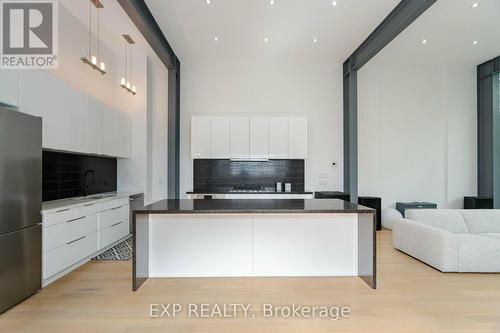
[477,56,500,208]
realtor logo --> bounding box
[1,0,58,69]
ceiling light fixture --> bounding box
[270,0,275,5]
[81,0,106,75]
[120,34,136,95]
[332,1,338,6]
[421,39,428,44]
[214,37,219,42]
[313,38,318,43]
[473,40,479,45]
[205,0,211,4]
[471,2,479,8]
[264,37,269,43]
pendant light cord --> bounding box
[88,1,91,59]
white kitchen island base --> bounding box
[133,199,376,290]
[149,214,358,277]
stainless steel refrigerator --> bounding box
[0,107,42,314]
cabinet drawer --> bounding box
[99,220,129,250]
[43,231,98,279]
[75,202,99,217]
[43,214,98,252]
[43,208,76,227]
[99,205,129,229]
[98,198,129,212]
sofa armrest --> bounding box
[392,219,458,272]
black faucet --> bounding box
[82,170,96,197]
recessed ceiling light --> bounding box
[205,0,211,4]
[214,37,219,42]
[270,0,275,5]
[313,38,318,43]
[471,2,479,8]
[332,1,337,6]
[264,37,269,43]
[421,39,427,44]
[473,40,479,45]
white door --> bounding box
[288,117,308,159]
[210,117,230,158]
[269,117,289,159]
[230,116,250,159]
[100,106,116,157]
[0,69,19,106]
[250,117,269,159]
[191,116,211,158]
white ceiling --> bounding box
[144,0,400,64]
[374,0,500,67]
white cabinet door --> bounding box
[85,98,102,155]
[210,116,230,158]
[268,117,289,159]
[288,116,308,159]
[191,116,211,158]
[230,116,250,159]
[115,111,131,158]
[250,117,269,159]
[19,71,74,151]
[100,105,116,157]
[0,69,19,106]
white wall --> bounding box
[358,59,477,211]
[180,62,344,197]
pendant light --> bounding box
[81,0,106,75]
[120,34,136,95]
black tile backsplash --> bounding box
[42,151,117,202]
[193,159,305,192]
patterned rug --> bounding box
[92,236,133,261]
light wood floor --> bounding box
[1,230,500,333]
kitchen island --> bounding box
[132,199,376,291]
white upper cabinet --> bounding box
[84,98,102,155]
[210,117,230,158]
[288,116,308,159]
[19,71,130,158]
[115,111,131,159]
[250,117,269,159]
[191,116,211,158]
[100,105,116,157]
[230,116,250,159]
[268,117,289,159]
[0,69,19,107]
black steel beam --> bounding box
[477,56,500,208]
[119,0,181,198]
[117,0,179,71]
[343,0,437,203]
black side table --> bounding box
[358,196,381,231]
[464,196,493,209]
[314,191,350,201]
[396,202,437,217]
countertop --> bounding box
[42,191,143,214]
[186,191,314,195]
[134,199,374,215]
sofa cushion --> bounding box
[461,210,500,234]
[479,233,500,240]
[454,234,500,272]
[405,209,469,234]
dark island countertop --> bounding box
[186,191,314,195]
[134,199,375,215]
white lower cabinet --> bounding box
[42,198,130,282]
